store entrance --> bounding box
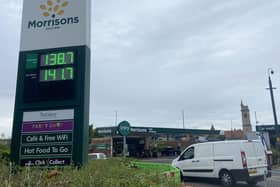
[113,136,145,157]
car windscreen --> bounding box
[89,155,98,159]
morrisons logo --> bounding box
[28,17,79,29]
[40,0,69,18]
[28,0,79,30]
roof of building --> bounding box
[256,125,276,132]
[224,129,245,139]
[96,126,220,136]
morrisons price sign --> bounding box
[11,0,91,167]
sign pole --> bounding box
[117,121,131,157]
[123,136,126,157]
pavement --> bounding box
[181,172,280,187]
[181,170,280,187]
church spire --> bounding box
[241,101,252,134]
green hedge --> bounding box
[0,143,10,161]
[0,150,10,161]
[130,161,181,184]
[0,158,180,187]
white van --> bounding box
[172,140,268,186]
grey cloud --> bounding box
[1,1,280,135]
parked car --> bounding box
[88,153,107,160]
[172,140,269,187]
[161,147,180,156]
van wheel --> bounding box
[220,170,235,187]
[247,181,257,186]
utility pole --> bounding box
[254,111,259,125]
[267,68,280,147]
[112,111,118,157]
[231,120,233,139]
[182,110,185,129]
[115,111,118,126]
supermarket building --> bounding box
[90,126,221,158]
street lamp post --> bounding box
[267,68,280,147]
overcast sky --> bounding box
[1,0,280,137]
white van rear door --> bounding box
[242,142,256,168]
[243,141,266,168]
[253,142,267,166]
[242,141,267,176]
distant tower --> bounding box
[241,101,252,133]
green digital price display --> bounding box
[40,67,74,82]
[40,52,74,67]
[39,51,75,82]
[23,49,77,101]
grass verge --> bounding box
[0,158,180,187]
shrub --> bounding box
[0,158,180,187]
[0,143,10,161]
[272,148,280,165]
[0,150,10,161]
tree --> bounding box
[210,124,215,131]
[88,124,101,144]
[0,133,5,139]
[89,125,94,144]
